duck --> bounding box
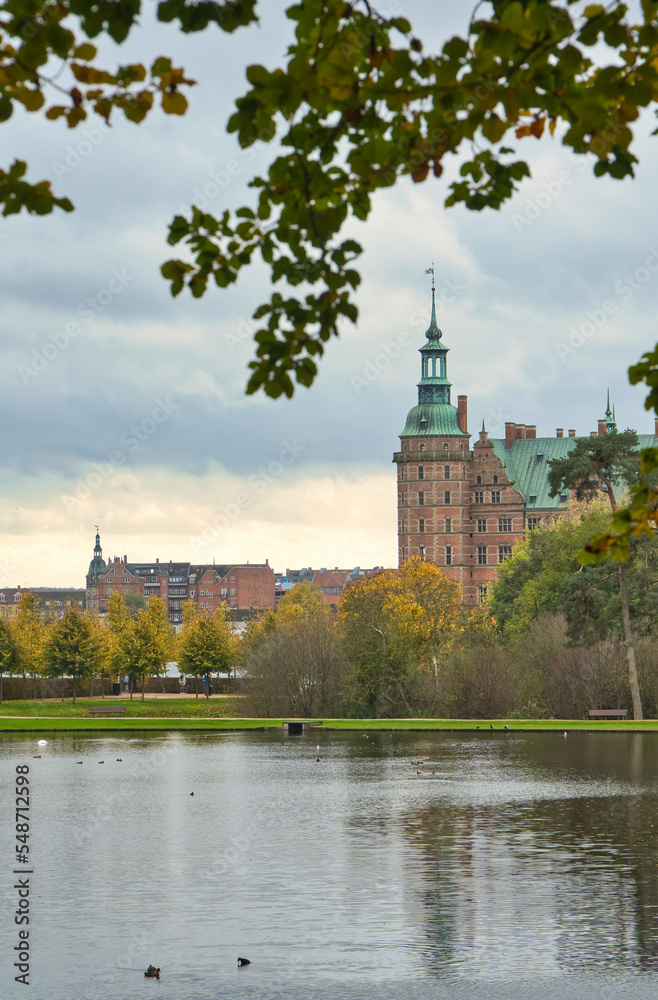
[237,957,251,966]
[145,966,160,979]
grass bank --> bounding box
[0,699,656,732]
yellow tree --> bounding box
[0,617,19,704]
[177,601,237,698]
[13,592,46,700]
[126,598,174,701]
[338,559,462,717]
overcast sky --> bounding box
[1,0,657,587]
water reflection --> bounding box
[1,730,658,999]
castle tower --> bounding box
[392,277,472,594]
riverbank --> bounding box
[0,699,655,732]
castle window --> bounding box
[444,491,450,504]
[498,517,512,532]
[419,545,425,559]
[419,519,425,534]
[559,494,568,503]
[527,517,541,530]
[476,475,482,484]
[445,517,451,533]
[499,545,513,563]
[477,545,487,565]
[400,467,404,481]
[474,491,484,504]
[419,443,425,452]
[491,490,501,504]
[477,517,486,532]
[444,465,450,480]
[445,546,452,566]
[477,584,488,604]
[418,491,424,506]
[418,466,424,480]
[493,475,499,484]
[401,546,406,559]
[443,443,449,452]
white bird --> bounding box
[563,732,568,737]
[37,740,48,746]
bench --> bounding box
[89,705,126,716]
[587,709,628,719]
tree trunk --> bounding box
[0,672,3,705]
[130,678,134,701]
[141,674,145,702]
[72,675,77,704]
[619,564,643,720]
[205,673,209,699]
[195,676,199,699]
[22,671,26,700]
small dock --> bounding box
[282,720,323,735]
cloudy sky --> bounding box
[2,0,657,588]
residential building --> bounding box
[86,531,275,622]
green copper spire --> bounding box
[604,389,617,432]
[399,273,468,438]
[87,527,106,580]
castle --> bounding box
[394,282,658,605]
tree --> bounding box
[548,431,644,718]
[13,592,45,699]
[124,598,174,701]
[490,500,612,637]
[178,602,236,698]
[0,617,19,704]
[243,582,345,716]
[43,607,103,702]
[337,558,463,717]
[3,1,658,397]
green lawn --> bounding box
[0,699,656,732]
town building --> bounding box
[394,284,658,605]
[0,587,86,619]
[275,566,386,606]
[86,530,275,622]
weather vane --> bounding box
[425,263,435,292]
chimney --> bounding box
[156,558,159,564]
[526,425,537,439]
[590,431,597,437]
[517,424,527,440]
[457,395,468,434]
[598,419,607,436]
[556,428,564,438]
[568,429,576,437]
[169,560,173,571]
[505,422,516,448]
[123,555,127,563]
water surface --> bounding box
[1,729,658,999]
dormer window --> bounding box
[493,475,498,484]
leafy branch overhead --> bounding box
[3,1,658,396]
[162,0,658,397]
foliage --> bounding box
[177,601,236,696]
[42,607,103,701]
[243,580,345,716]
[2,1,658,396]
[337,558,463,717]
[489,501,612,637]
[123,598,174,698]
[13,591,45,690]
[0,617,19,702]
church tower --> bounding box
[85,527,106,612]
[393,275,471,593]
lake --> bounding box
[1,728,658,999]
